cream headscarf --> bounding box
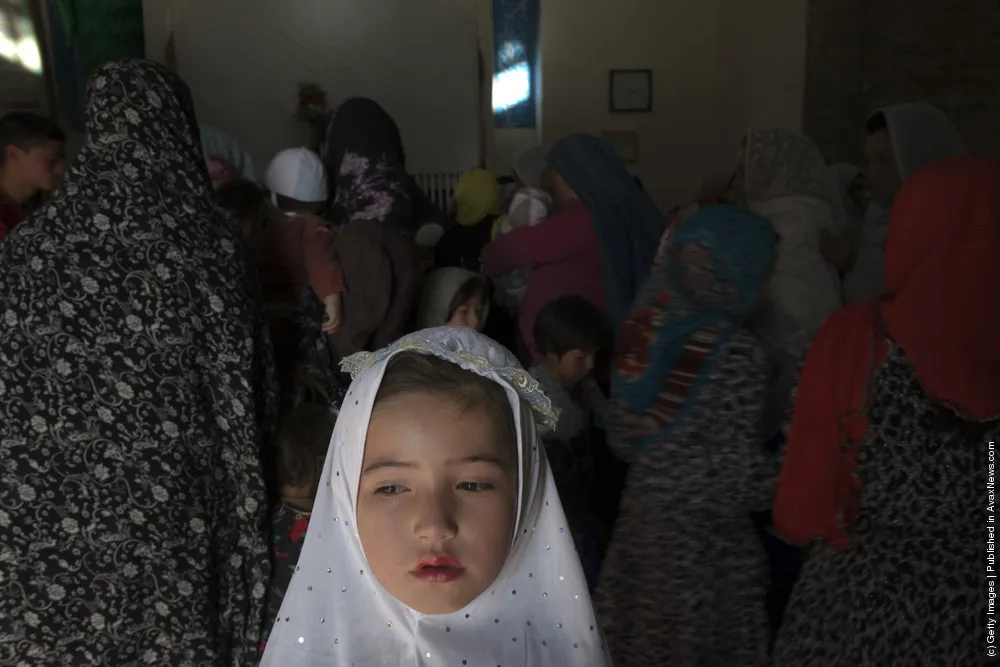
[875,103,968,180]
[260,327,609,666]
[416,267,490,330]
[841,104,966,305]
[744,129,843,356]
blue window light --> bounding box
[492,0,538,128]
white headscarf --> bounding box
[744,129,843,356]
[840,104,966,305]
[513,145,549,189]
[416,268,489,330]
[260,327,609,667]
[874,103,968,180]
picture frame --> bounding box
[609,69,652,113]
[601,130,640,165]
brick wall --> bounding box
[803,0,1000,165]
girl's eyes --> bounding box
[373,482,495,496]
[457,481,495,493]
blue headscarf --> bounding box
[613,205,776,451]
[546,135,663,332]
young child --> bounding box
[256,148,345,395]
[0,112,66,241]
[490,186,553,312]
[260,403,337,655]
[491,146,553,312]
[259,327,609,666]
[415,267,490,331]
[530,295,610,588]
[531,295,609,443]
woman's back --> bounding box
[599,332,776,666]
[773,343,988,667]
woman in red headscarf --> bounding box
[771,156,1000,667]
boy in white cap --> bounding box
[254,148,344,391]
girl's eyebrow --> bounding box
[448,454,507,468]
[361,455,509,475]
[362,459,416,474]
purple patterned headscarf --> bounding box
[321,98,414,227]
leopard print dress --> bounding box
[772,344,992,666]
[597,331,778,666]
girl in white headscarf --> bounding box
[260,327,609,666]
[416,267,490,331]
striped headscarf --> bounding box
[613,205,776,451]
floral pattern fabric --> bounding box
[260,505,312,655]
[0,60,277,666]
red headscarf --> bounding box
[774,156,1000,549]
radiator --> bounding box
[413,171,467,212]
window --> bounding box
[0,0,47,114]
[492,0,538,129]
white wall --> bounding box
[143,0,807,210]
[492,0,807,211]
[143,0,483,174]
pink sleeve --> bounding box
[482,205,593,276]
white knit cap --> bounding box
[264,147,327,203]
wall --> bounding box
[142,0,811,211]
[496,0,808,211]
[143,0,483,174]
[804,0,1000,165]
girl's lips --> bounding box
[410,566,466,583]
[410,556,465,583]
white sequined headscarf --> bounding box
[260,327,609,666]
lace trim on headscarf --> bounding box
[340,336,560,433]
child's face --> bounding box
[550,348,597,387]
[357,392,517,615]
[447,294,486,331]
[6,140,65,193]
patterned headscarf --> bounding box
[613,205,776,451]
[547,134,664,333]
[0,60,276,664]
[322,97,414,226]
[745,129,838,205]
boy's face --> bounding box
[6,140,66,194]
[357,392,517,615]
[550,348,597,388]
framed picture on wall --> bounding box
[609,69,652,113]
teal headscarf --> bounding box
[613,205,776,452]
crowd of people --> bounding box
[0,58,993,666]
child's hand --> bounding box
[321,293,343,334]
